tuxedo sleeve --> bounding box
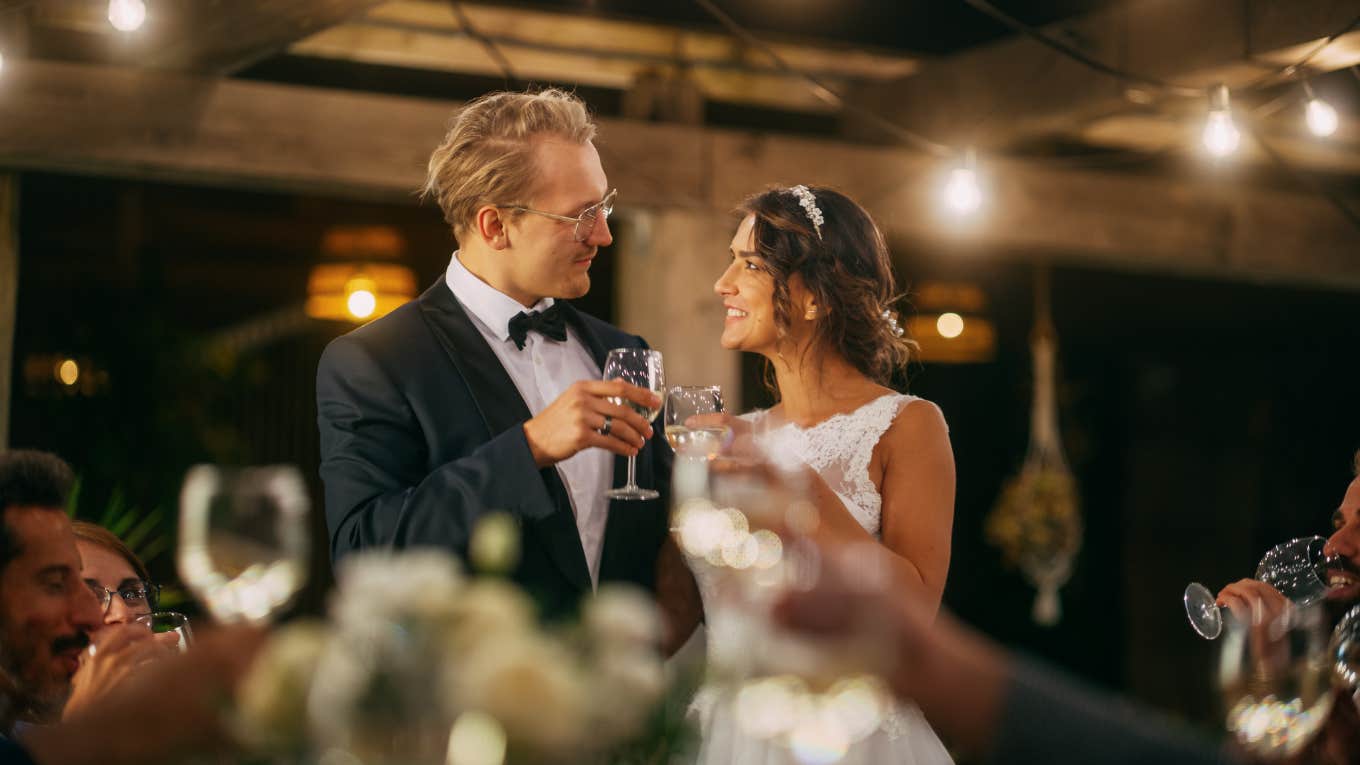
[989,658,1240,765]
[316,333,555,564]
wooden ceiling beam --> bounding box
[1,60,1356,291]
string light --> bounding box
[108,0,146,32]
[1302,81,1339,137]
[1202,84,1240,158]
[942,149,983,216]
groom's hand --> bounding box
[523,380,660,467]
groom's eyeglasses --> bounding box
[496,189,617,243]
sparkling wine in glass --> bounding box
[1219,602,1334,758]
[135,611,193,652]
[603,348,665,501]
[665,385,727,459]
[1185,535,1342,640]
[178,465,310,624]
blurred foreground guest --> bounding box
[64,521,177,722]
[8,625,266,765]
[0,451,104,731]
[773,541,1240,765]
[1215,448,1360,765]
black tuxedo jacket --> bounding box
[316,278,672,619]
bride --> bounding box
[685,185,956,764]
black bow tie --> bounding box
[507,303,568,350]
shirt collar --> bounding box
[444,251,554,343]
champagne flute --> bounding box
[665,385,727,459]
[603,348,665,500]
[177,464,310,624]
[1185,536,1343,640]
[1219,602,1334,758]
[134,611,193,652]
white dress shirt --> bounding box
[445,252,612,586]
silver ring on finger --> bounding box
[598,414,613,437]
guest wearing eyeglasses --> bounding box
[70,522,156,628]
[61,521,175,722]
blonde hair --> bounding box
[422,89,597,237]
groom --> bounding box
[316,89,672,619]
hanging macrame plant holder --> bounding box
[985,266,1083,626]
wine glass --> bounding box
[1219,602,1334,758]
[1329,604,1360,690]
[603,348,665,501]
[134,611,193,652]
[177,465,310,624]
[1186,536,1344,640]
[665,385,727,460]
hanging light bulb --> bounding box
[1306,98,1338,137]
[1301,82,1338,137]
[1202,84,1240,158]
[942,149,983,216]
[108,0,147,32]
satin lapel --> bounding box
[418,280,591,592]
[557,301,610,370]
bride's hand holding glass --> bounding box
[666,385,732,460]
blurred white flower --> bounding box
[469,512,520,574]
[236,621,329,754]
[439,579,537,659]
[583,585,662,649]
[332,550,464,628]
[446,710,507,765]
[450,635,588,755]
[588,648,666,739]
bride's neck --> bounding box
[769,348,880,426]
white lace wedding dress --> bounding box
[687,393,954,765]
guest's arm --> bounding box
[774,548,1238,765]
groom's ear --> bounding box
[473,205,512,251]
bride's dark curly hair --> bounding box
[738,185,916,386]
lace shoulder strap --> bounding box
[843,394,916,479]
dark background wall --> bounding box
[10,170,1360,731]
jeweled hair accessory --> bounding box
[787,185,824,240]
[882,309,905,338]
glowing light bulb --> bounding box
[944,167,981,214]
[1202,84,1239,158]
[0,51,6,73]
[56,359,80,387]
[108,0,146,32]
[346,290,376,319]
[936,312,965,339]
[1306,98,1338,137]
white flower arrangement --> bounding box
[235,536,679,764]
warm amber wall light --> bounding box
[306,263,416,323]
